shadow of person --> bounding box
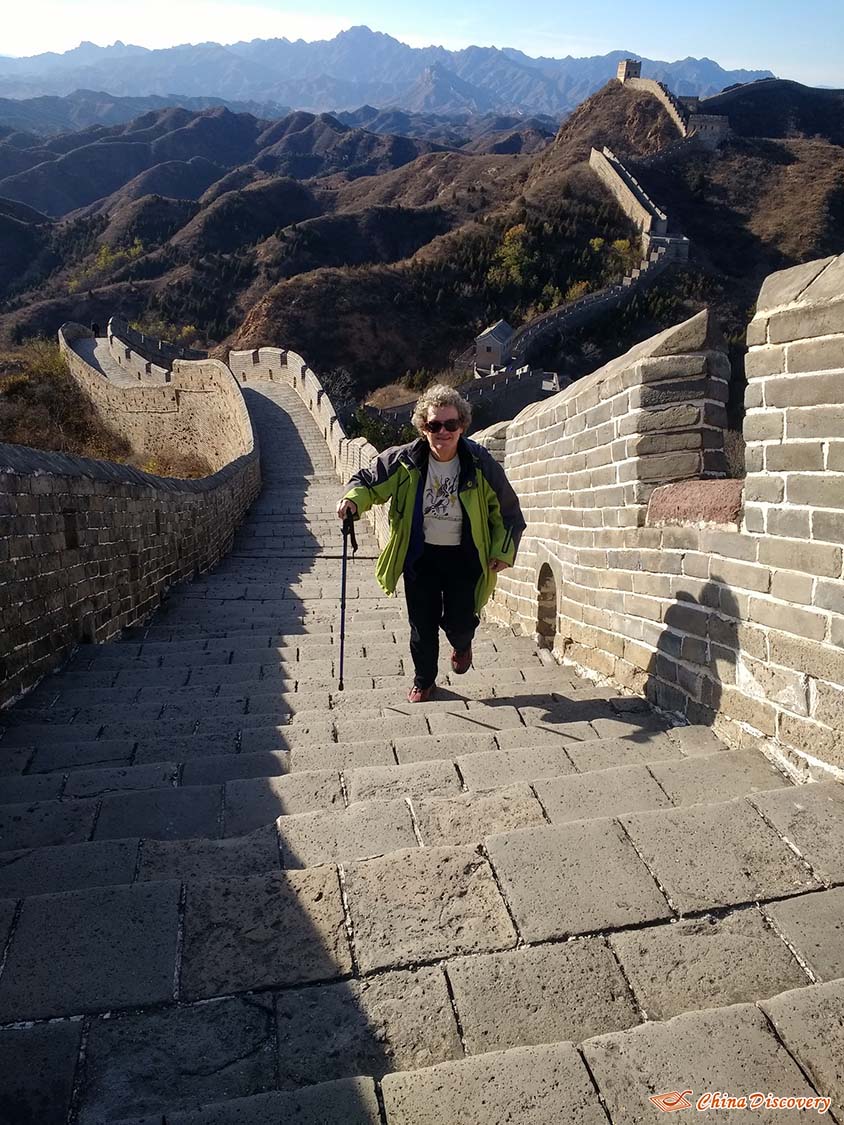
[646,578,740,728]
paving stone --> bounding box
[0,1021,83,1125]
[394,732,497,764]
[0,744,35,775]
[750,782,844,883]
[291,740,395,771]
[224,770,343,835]
[649,748,791,805]
[583,1002,823,1123]
[139,825,280,882]
[95,785,222,842]
[765,887,844,980]
[0,838,138,897]
[0,896,16,947]
[447,938,639,1054]
[562,734,681,772]
[334,715,429,743]
[29,738,137,773]
[79,994,277,1124]
[133,733,238,764]
[0,881,180,1020]
[0,797,98,850]
[611,908,808,1020]
[182,750,292,786]
[346,760,461,804]
[180,867,351,999]
[665,724,728,755]
[240,722,334,753]
[534,763,671,824]
[381,1041,607,1125]
[0,771,64,803]
[279,799,417,867]
[344,845,516,973]
[456,743,576,791]
[761,979,844,1112]
[413,785,546,846]
[64,762,178,798]
[487,819,671,941]
[621,799,820,913]
[114,1076,382,1124]
[427,705,525,734]
[492,723,593,748]
[275,967,461,1087]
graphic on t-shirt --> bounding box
[424,473,458,518]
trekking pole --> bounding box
[338,510,358,691]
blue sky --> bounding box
[3,0,842,86]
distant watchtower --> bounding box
[617,59,642,83]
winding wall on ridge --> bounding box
[0,330,260,709]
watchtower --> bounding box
[617,59,642,82]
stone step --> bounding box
[97,976,844,1124]
[3,878,842,1121]
[0,749,802,894]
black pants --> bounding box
[403,543,481,688]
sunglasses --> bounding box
[423,419,461,433]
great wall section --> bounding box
[1,72,843,1125]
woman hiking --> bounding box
[336,385,526,702]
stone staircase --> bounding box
[1,381,842,1123]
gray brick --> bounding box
[447,939,638,1053]
[457,744,575,790]
[535,763,671,822]
[414,785,545,846]
[224,771,343,835]
[621,799,818,913]
[346,760,460,804]
[0,797,98,850]
[0,838,138,897]
[749,783,844,883]
[180,868,350,1000]
[0,1022,83,1125]
[760,979,844,1112]
[279,799,417,867]
[381,1042,607,1125]
[584,1002,822,1123]
[80,996,276,1124]
[95,786,222,842]
[611,908,807,1020]
[274,968,461,1088]
[648,748,791,805]
[344,846,515,973]
[487,819,671,941]
[138,826,280,882]
[765,887,844,981]
[0,881,180,1020]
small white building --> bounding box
[475,319,513,371]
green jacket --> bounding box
[343,436,526,612]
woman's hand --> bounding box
[337,499,358,520]
[489,558,510,573]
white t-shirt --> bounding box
[422,454,462,545]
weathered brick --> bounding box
[812,509,844,543]
[749,597,827,641]
[811,680,844,729]
[814,579,844,615]
[745,346,785,379]
[744,475,784,504]
[787,336,844,374]
[758,537,842,578]
[766,508,811,539]
[786,405,844,440]
[765,442,825,472]
[768,296,844,343]
[743,410,783,442]
[787,474,844,509]
[770,569,814,606]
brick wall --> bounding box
[60,323,254,473]
[479,254,844,778]
[1,330,260,709]
[0,441,260,710]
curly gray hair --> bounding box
[411,384,472,433]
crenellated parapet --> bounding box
[479,253,844,779]
[0,323,260,709]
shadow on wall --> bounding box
[646,579,741,728]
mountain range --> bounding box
[0,27,773,116]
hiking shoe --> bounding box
[450,645,473,675]
[407,683,435,703]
